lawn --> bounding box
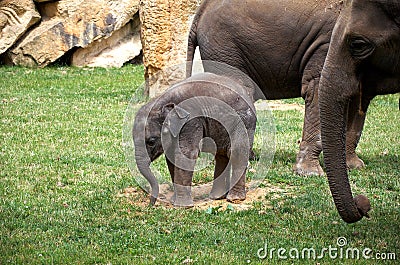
[0,65,398,264]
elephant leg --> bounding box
[172,167,195,208]
[345,95,370,170]
[210,154,230,200]
[226,168,246,202]
[226,149,247,202]
[171,152,196,208]
[166,158,176,203]
[169,129,202,208]
[293,77,324,176]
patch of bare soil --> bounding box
[118,181,293,212]
[255,100,304,112]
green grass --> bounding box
[1,66,399,264]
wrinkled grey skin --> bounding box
[319,0,400,223]
[187,0,367,176]
[133,73,257,207]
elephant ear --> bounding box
[162,103,190,137]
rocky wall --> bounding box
[0,0,141,67]
[140,0,202,97]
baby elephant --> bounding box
[133,72,257,207]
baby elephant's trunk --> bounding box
[135,154,159,205]
[133,110,159,206]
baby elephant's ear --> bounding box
[164,104,190,137]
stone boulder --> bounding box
[71,14,141,68]
[6,0,140,67]
[140,0,202,97]
[0,0,41,54]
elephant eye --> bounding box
[348,36,375,59]
[146,137,158,147]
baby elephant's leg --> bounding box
[172,167,195,208]
[210,154,230,200]
[167,159,194,207]
[168,131,201,208]
[226,149,247,202]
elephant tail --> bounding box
[186,20,197,78]
[186,3,202,78]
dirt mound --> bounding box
[119,181,292,212]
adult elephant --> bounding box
[186,0,366,176]
[319,0,400,223]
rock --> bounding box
[140,0,202,97]
[71,14,141,68]
[0,0,41,54]
[6,0,140,67]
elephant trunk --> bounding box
[133,113,159,206]
[135,153,159,206]
[319,61,371,223]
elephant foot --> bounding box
[210,173,229,200]
[226,188,246,203]
[346,154,365,170]
[209,184,228,200]
[209,190,227,200]
[173,196,194,208]
[293,160,324,176]
[294,141,324,176]
[172,185,194,208]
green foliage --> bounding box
[0,66,398,264]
